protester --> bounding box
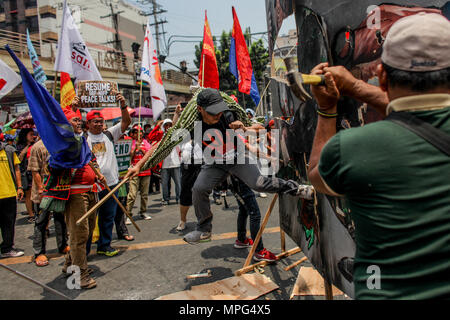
[147,119,164,143]
[176,136,203,231]
[144,124,152,136]
[115,182,134,241]
[230,176,276,261]
[245,108,267,199]
[4,134,16,147]
[28,136,69,267]
[176,136,277,261]
[126,127,152,221]
[160,119,181,206]
[307,13,450,299]
[246,108,256,121]
[147,120,164,194]
[127,88,308,246]
[114,133,134,238]
[184,89,308,244]
[15,128,36,222]
[60,108,105,289]
[84,91,131,257]
[0,139,24,258]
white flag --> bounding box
[0,58,21,99]
[140,21,166,120]
[55,0,102,82]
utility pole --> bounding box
[101,1,126,70]
[150,0,167,57]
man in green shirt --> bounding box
[307,13,450,299]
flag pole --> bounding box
[201,53,205,86]
[52,71,58,98]
[138,79,143,139]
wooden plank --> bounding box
[289,266,344,299]
[156,273,279,300]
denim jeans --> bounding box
[161,167,181,202]
[96,185,118,251]
[192,161,293,232]
[235,179,264,252]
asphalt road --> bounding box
[0,189,343,301]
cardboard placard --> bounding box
[76,80,118,108]
[114,139,133,178]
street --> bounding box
[0,189,323,301]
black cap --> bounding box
[197,88,229,115]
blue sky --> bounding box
[125,0,295,70]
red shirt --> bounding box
[147,124,164,144]
[132,139,151,176]
[70,164,97,194]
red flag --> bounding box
[60,72,76,109]
[231,6,253,95]
[60,72,81,118]
[198,11,219,89]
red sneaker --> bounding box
[234,238,254,249]
[253,248,278,262]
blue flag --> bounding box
[6,45,91,169]
[229,38,260,106]
[229,7,260,106]
[26,29,47,86]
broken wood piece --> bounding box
[186,270,212,279]
[284,256,308,271]
[157,273,278,300]
[235,247,301,276]
[290,266,344,299]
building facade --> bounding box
[0,0,192,121]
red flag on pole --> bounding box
[198,11,219,89]
[230,6,253,96]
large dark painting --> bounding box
[268,0,450,298]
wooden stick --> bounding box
[52,71,58,98]
[243,193,278,268]
[88,164,140,232]
[235,247,301,276]
[280,230,286,253]
[284,256,308,271]
[138,80,143,140]
[324,278,334,300]
[76,177,129,225]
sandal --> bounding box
[122,235,135,241]
[35,254,49,267]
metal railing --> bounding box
[0,29,42,57]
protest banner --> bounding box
[76,80,118,108]
[114,139,132,178]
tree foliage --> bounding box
[194,29,269,108]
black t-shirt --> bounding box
[196,110,240,162]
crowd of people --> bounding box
[0,12,448,299]
[0,85,286,289]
